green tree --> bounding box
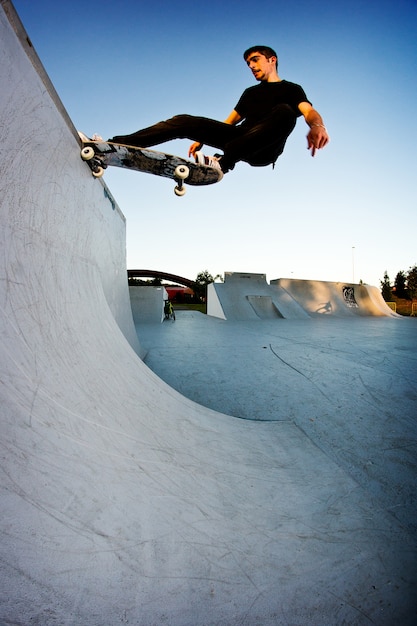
[407,264,417,299]
[394,271,407,298]
[380,271,392,301]
[195,270,215,286]
[194,270,215,303]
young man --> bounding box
[108,46,329,173]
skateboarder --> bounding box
[107,45,329,174]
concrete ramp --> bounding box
[274,278,399,317]
[246,294,282,318]
[208,272,397,320]
[208,272,309,320]
[1,3,415,625]
[129,285,168,324]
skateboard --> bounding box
[78,132,223,196]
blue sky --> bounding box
[13,0,417,288]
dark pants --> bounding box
[110,104,297,172]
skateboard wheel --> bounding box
[92,166,104,178]
[174,165,189,180]
[174,185,186,197]
[81,146,95,161]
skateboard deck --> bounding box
[78,132,223,196]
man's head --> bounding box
[243,46,278,70]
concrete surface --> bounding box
[1,2,416,625]
[139,312,417,533]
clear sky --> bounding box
[13,0,417,287]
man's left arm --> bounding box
[298,102,330,157]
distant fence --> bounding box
[386,300,417,316]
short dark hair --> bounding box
[243,46,278,69]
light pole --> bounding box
[352,246,355,283]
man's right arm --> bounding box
[188,110,242,158]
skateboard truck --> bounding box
[173,165,189,196]
[80,146,107,178]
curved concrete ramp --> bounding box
[1,3,416,625]
[274,278,399,317]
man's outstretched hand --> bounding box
[307,125,329,157]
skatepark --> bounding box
[1,2,416,624]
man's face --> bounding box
[245,52,277,81]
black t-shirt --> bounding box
[235,80,311,125]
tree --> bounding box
[380,271,392,301]
[394,271,407,298]
[407,265,417,300]
[195,270,215,286]
[194,270,215,303]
